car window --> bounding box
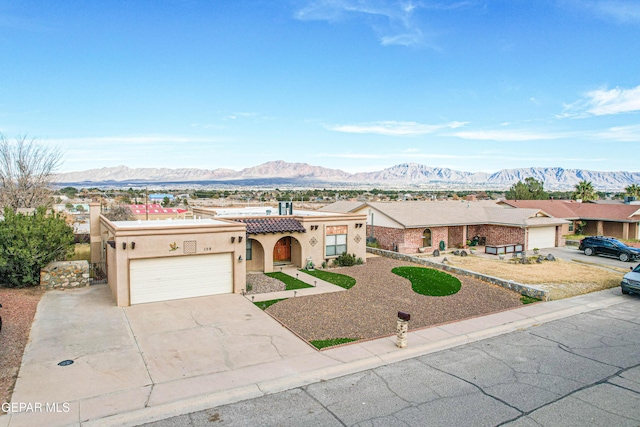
[604,241,614,248]
[634,264,640,273]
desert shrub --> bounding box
[335,252,357,267]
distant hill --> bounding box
[54,161,640,190]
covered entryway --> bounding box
[527,227,556,250]
[273,237,292,263]
[129,253,233,305]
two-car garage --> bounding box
[129,253,233,305]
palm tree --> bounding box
[573,180,597,201]
[625,184,640,199]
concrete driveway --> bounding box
[3,276,630,427]
[6,285,318,427]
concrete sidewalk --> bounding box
[1,285,627,427]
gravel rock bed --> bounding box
[246,273,285,294]
[266,256,523,342]
[0,287,43,412]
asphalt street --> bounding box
[141,293,640,427]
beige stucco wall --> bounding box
[193,207,367,272]
[100,216,246,306]
[242,214,367,272]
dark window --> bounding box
[246,238,253,261]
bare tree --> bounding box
[0,134,63,210]
[104,205,134,221]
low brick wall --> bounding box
[367,247,550,301]
[40,261,90,290]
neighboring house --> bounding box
[320,200,567,254]
[127,204,190,220]
[89,202,366,307]
[500,200,640,240]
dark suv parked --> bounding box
[579,236,640,262]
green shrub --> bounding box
[366,238,380,248]
[335,252,357,267]
[0,207,75,288]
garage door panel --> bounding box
[527,227,556,251]
[130,253,233,305]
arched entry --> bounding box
[273,236,292,263]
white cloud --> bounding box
[49,135,226,147]
[328,120,467,136]
[560,85,640,118]
[294,0,426,46]
[592,124,640,141]
[565,0,640,24]
[449,129,567,141]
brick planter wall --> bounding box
[40,261,90,290]
[366,247,549,301]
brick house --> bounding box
[500,200,640,240]
[320,200,567,254]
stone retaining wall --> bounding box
[367,247,550,301]
[40,260,90,290]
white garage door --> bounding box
[527,227,556,251]
[130,253,233,305]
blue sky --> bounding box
[1,0,639,174]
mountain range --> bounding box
[54,161,640,191]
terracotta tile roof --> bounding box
[234,217,306,234]
[501,200,640,222]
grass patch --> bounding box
[67,243,91,261]
[520,295,541,304]
[253,298,287,310]
[392,266,461,296]
[300,269,356,289]
[265,272,313,290]
[310,338,359,349]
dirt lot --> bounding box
[440,255,623,300]
[0,287,43,412]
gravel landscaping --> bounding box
[246,272,285,294]
[0,287,43,412]
[266,256,523,343]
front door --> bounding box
[273,237,291,262]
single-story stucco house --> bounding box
[90,202,366,306]
[320,200,568,254]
